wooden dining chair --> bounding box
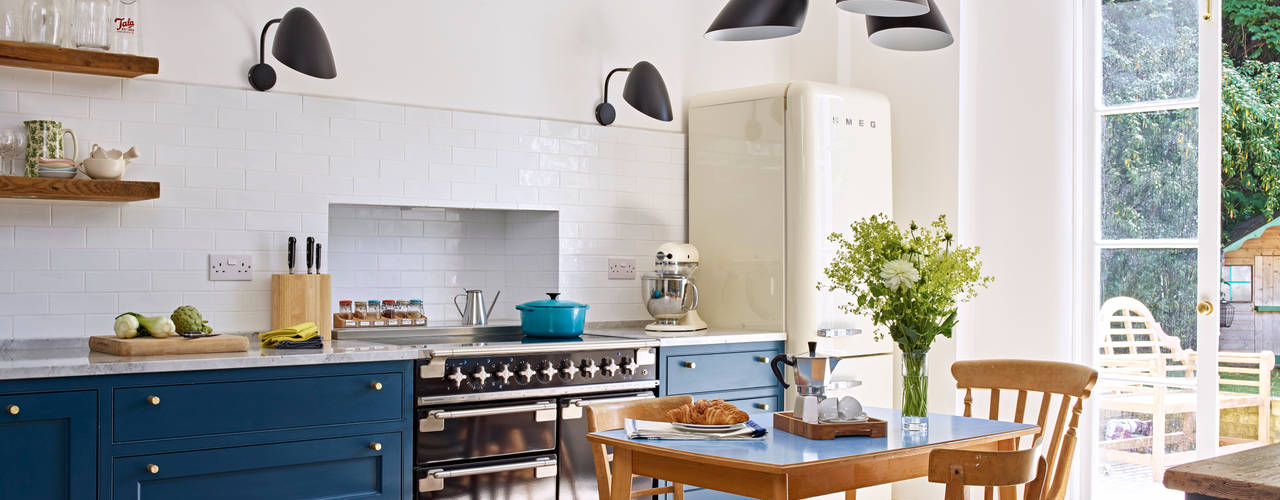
[585,394,693,500]
[946,359,1098,500]
[929,441,1048,500]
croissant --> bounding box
[665,399,750,425]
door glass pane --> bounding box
[1097,248,1197,498]
[1101,108,1199,239]
[1102,0,1199,106]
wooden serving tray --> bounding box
[89,335,249,356]
[773,411,888,439]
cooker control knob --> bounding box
[446,367,468,388]
[537,361,557,381]
[580,359,599,378]
[560,359,579,380]
[496,364,515,384]
[620,357,639,375]
[516,363,536,383]
[472,365,491,385]
[601,359,620,377]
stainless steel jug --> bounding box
[454,289,500,326]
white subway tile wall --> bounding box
[328,205,558,322]
[0,67,686,339]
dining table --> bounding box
[1163,442,1280,500]
[587,406,1040,500]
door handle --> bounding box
[562,394,655,419]
[1197,301,1214,317]
[420,401,556,432]
[420,458,557,492]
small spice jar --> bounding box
[381,299,398,326]
[337,300,355,327]
[408,299,426,325]
[353,301,371,327]
[368,300,386,327]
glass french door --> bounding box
[1081,0,1221,498]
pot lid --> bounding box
[516,292,590,309]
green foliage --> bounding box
[1222,56,1280,235]
[1223,0,1280,63]
[1100,249,1198,350]
[821,215,993,354]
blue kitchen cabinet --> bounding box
[0,390,97,500]
[111,432,403,499]
[658,341,785,408]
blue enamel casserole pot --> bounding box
[515,292,589,338]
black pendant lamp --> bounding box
[865,0,953,51]
[705,0,808,41]
[835,0,929,17]
[594,61,673,126]
[248,7,337,92]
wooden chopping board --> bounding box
[88,335,249,356]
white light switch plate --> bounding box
[608,257,636,280]
[209,254,253,281]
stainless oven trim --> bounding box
[418,341,659,378]
[417,379,659,405]
[419,457,558,492]
[561,393,655,420]
[418,400,557,432]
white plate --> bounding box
[37,170,77,179]
[671,422,743,432]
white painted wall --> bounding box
[146,0,794,132]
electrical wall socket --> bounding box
[608,257,637,280]
[209,254,253,281]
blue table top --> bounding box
[592,407,1038,468]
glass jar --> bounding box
[24,0,61,45]
[73,0,111,50]
[381,299,398,326]
[1,0,24,41]
[409,299,426,325]
[353,301,371,327]
[395,299,410,318]
[109,0,137,54]
[338,300,353,317]
[368,300,385,326]
[337,300,354,327]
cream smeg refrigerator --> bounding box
[689,82,894,495]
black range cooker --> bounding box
[360,329,659,500]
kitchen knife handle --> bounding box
[306,237,315,274]
[287,236,296,274]
[315,244,322,274]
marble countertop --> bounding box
[0,328,786,381]
[0,337,426,381]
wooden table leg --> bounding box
[610,447,634,500]
[997,438,1017,500]
[845,489,857,499]
[767,474,789,500]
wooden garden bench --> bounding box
[1097,296,1274,481]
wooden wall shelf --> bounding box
[0,177,159,202]
[0,41,158,78]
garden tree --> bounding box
[1223,0,1280,63]
[1222,56,1280,235]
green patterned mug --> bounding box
[24,120,78,178]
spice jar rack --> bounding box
[334,298,427,329]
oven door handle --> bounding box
[561,393,655,420]
[419,401,557,432]
[420,458,558,492]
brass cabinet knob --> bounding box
[681,361,696,369]
[755,356,768,363]
[146,464,159,474]
[147,395,160,406]
[1197,301,1215,317]
[754,403,770,411]
[370,382,383,391]
[369,442,382,451]
[6,405,18,415]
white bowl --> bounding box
[80,158,127,180]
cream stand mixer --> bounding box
[641,242,708,333]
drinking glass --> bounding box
[23,0,60,45]
[72,0,109,50]
[110,0,137,55]
[0,130,26,176]
[0,0,24,41]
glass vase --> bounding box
[901,350,929,430]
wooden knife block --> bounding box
[271,274,332,340]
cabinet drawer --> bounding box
[725,395,779,414]
[665,350,777,395]
[0,391,96,500]
[113,371,401,442]
[112,432,402,499]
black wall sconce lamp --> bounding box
[704,0,808,41]
[594,61,673,126]
[704,0,950,51]
[248,7,337,92]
